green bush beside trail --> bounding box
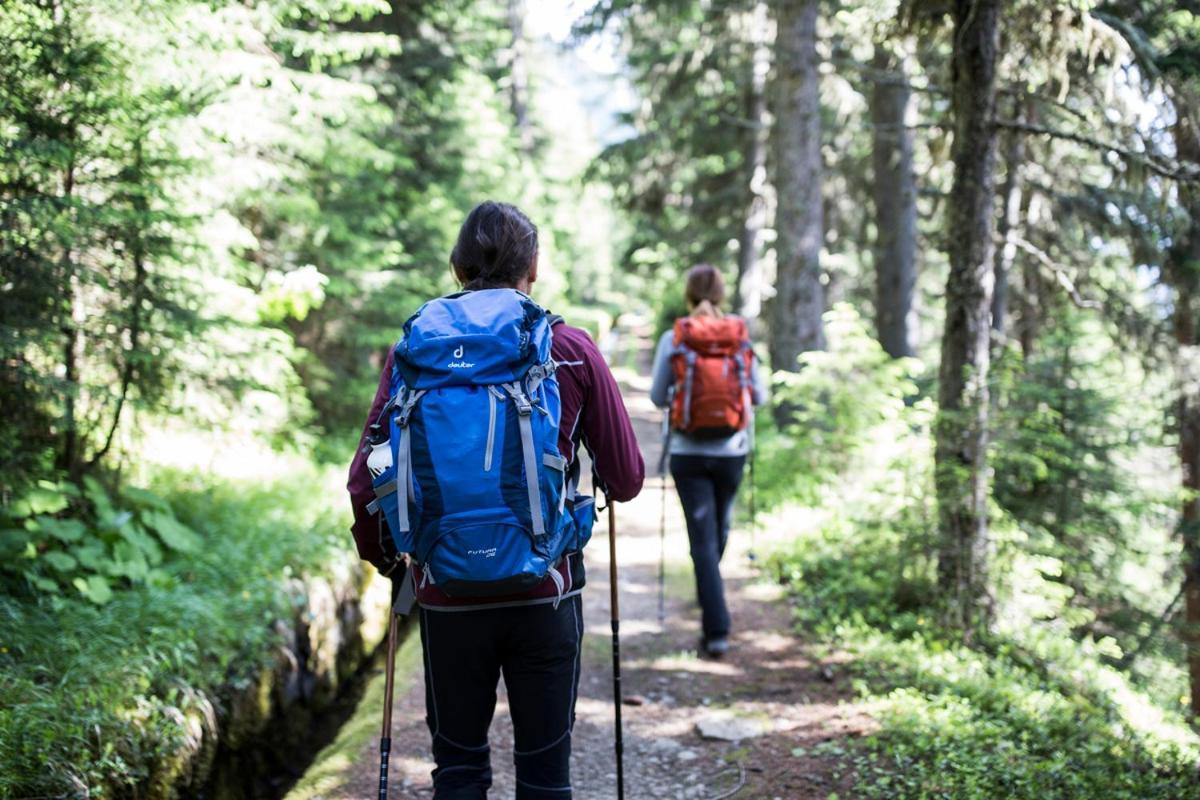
[0,463,357,799]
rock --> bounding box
[650,737,682,753]
[677,749,698,761]
[696,712,767,741]
[146,557,387,799]
[623,693,648,706]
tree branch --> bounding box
[994,118,1200,183]
[1116,583,1185,669]
[1005,234,1104,311]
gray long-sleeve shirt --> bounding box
[649,327,768,460]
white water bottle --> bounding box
[367,439,393,478]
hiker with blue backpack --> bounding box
[347,201,644,800]
[650,264,767,659]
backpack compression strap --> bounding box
[499,349,558,538]
[391,389,425,534]
[675,346,699,430]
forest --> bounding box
[4,0,1200,797]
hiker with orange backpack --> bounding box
[649,264,767,658]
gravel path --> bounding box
[290,338,873,800]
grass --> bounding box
[0,460,360,799]
[766,518,1200,800]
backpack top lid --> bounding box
[395,289,552,390]
[674,315,749,355]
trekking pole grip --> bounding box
[378,611,399,800]
[378,736,390,800]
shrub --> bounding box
[0,462,354,798]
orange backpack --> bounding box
[669,316,754,438]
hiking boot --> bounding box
[701,636,730,658]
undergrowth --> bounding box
[758,305,1200,799]
[0,461,352,798]
[767,524,1200,799]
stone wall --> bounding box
[138,558,390,799]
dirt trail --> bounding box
[288,333,873,800]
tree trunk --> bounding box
[1169,106,1200,717]
[769,0,825,375]
[736,1,771,330]
[1016,189,1043,358]
[93,138,147,466]
[869,43,917,359]
[991,101,1026,339]
[507,0,534,155]
[57,160,82,481]
[934,0,1002,635]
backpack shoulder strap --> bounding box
[672,317,690,346]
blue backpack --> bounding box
[365,289,595,598]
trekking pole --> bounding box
[607,499,626,800]
[658,471,667,628]
[657,412,671,630]
[378,609,399,800]
[748,444,757,563]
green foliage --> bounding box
[759,303,1199,797]
[0,477,203,604]
[845,626,1200,799]
[0,462,352,798]
[767,483,1200,798]
[991,313,1178,665]
[579,0,758,280]
[0,0,203,489]
[755,303,932,509]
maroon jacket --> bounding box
[346,321,645,606]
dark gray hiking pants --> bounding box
[670,453,746,640]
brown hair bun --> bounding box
[685,264,726,308]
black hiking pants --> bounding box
[670,453,746,640]
[418,595,583,799]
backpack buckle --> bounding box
[504,383,533,415]
[395,389,426,428]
